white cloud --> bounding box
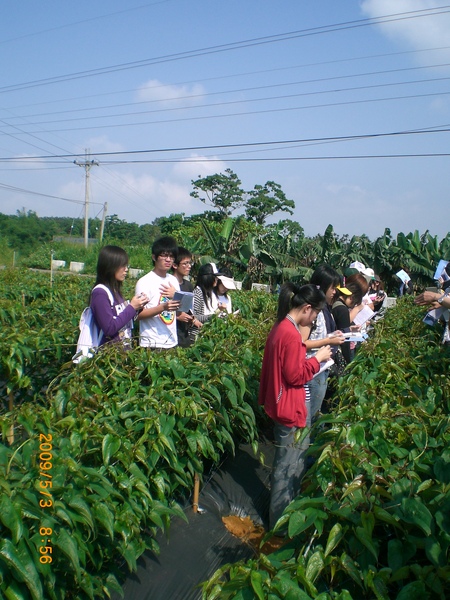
[172,155,228,180]
[361,0,450,67]
[136,79,205,107]
[325,183,368,197]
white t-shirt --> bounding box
[135,271,180,348]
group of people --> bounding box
[89,237,237,352]
[259,261,388,529]
[88,238,448,533]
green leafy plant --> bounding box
[1,266,275,599]
[201,298,450,599]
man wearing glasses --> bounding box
[135,236,181,349]
[172,247,199,348]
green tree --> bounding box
[152,213,186,236]
[190,169,244,218]
[0,210,50,252]
[245,181,295,225]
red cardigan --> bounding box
[258,317,320,428]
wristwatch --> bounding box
[437,293,448,305]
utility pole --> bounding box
[74,150,99,248]
[99,202,108,242]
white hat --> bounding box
[217,275,236,290]
[349,261,365,272]
[361,267,375,279]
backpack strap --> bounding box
[91,285,114,348]
[93,284,114,306]
[332,299,346,310]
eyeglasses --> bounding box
[179,261,192,267]
[158,252,174,260]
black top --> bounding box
[331,299,352,364]
[176,278,194,347]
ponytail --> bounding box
[277,283,326,323]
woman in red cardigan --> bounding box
[259,283,332,530]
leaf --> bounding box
[340,553,363,588]
[305,551,324,583]
[434,451,450,484]
[67,496,95,531]
[55,528,81,581]
[373,506,399,528]
[399,497,432,536]
[287,511,316,538]
[250,571,265,600]
[0,495,23,544]
[221,376,237,407]
[387,539,404,571]
[355,526,378,561]
[4,578,29,600]
[346,424,365,446]
[324,523,344,557]
[92,503,115,539]
[0,539,44,600]
[102,434,121,467]
[395,581,427,600]
[424,537,446,567]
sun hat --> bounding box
[361,267,375,279]
[349,261,365,272]
[217,275,236,290]
[336,285,352,296]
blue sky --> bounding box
[1,0,449,240]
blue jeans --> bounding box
[306,369,329,427]
[269,421,309,530]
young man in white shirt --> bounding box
[135,236,180,349]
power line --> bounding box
[6,44,450,113]
[0,181,103,206]
[100,153,450,163]
[8,72,450,129]
[1,5,449,95]
[0,125,448,163]
[0,1,176,46]
[5,87,449,136]
[4,63,450,124]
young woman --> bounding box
[332,273,367,363]
[259,283,332,530]
[188,263,219,343]
[90,245,148,348]
[214,267,236,314]
[300,265,346,427]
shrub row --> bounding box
[202,298,450,600]
[0,268,275,599]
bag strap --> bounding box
[332,299,346,310]
[93,284,114,307]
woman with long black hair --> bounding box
[300,265,347,426]
[90,245,148,348]
[188,263,220,343]
[259,283,332,530]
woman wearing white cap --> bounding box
[188,263,220,343]
[214,268,237,314]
